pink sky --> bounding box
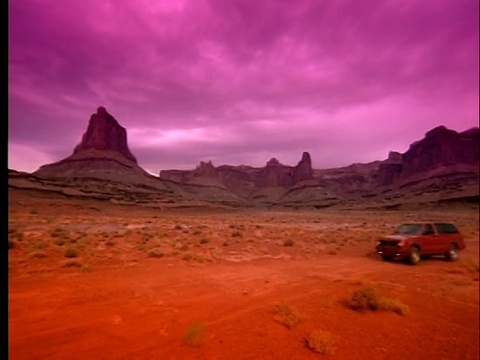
[8,0,479,174]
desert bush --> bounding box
[173,224,183,230]
[199,238,210,245]
[181,253,193,261]
[29,242,47,252]
[62,259,83,267]
[51,228,65,238]
[349,285,379,311]
[30,251,47,259]
[348,285,410,315]
[53,238,66,246]
[147,248,165,258]
[105,239,116,247]
[183,321,206,346]
[231,231,243,238]
[222,241,229,246]
[378,297,410,315]
[193,229,202,235]
[64,248,79,258]
[8,239,15,249]
[327,249,337,255]
[273,301,303,329]
[30,209,38,215]
[305,330,337,355]
[283,239,295,247]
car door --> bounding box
[420,224,438,254]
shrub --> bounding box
[349,285,379,311]
[54,238,66,246]
[30,251,48,259]
[305,330,337,355]
[105,239,116,247]
[183,321,206,346]
[378,297,410,315]
[64,248,78,258]
[199,238,209,245]
[231,231,242,238]
[182,253,193,261]
[283,239,295,247]
[8,239,15,249]
[273,301,303,329]
[147,248,165,258]
[62,260,83,267]
[348,285,410,315]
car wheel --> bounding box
[381,255,392,261]
[446,244,459,261]
[409,246,421,265]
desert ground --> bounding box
[8,188,480,359]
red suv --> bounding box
[375,223,466,265]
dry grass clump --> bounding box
[64,248,79,258]
[282,239,295,247]
[30,251,48,259]
[305,330,337,355]
[377,297,410,315]
[348,285,409,315]
[183,321,206,346]
[147,248,165,258]
[349,285,379,311]
[273,301,303,329]
[231,230,243,238]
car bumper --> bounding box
[376,246,409,259]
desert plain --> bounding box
[8,188,480,359]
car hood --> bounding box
[383,234,413,241]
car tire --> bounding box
[409,246,421,265]
[446,244,459,261]
[381,255,393,261]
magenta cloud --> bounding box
[9,0,479,174]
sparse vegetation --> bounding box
[305,330,337,355]
[183,321,206,346]
[273,301,303,329]
[64,248,79,258]
[231,230,243,238]
[349,285,379,311]
[378,297,410,315]
[348,285,409,315]
[53,238,66,246]
[147,248,164,258]
[62,259,83,267]
[199,238,210,244]
[30,251,47,259]
[283,239,294,247]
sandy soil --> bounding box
[8,189,480,359]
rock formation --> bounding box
[72,106,137,164]
[376,151,403,187]
[400,126,479,177]
[293,152,314,183]
[33,107,163,189]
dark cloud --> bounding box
[8,0,479,173]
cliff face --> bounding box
[376,152,403,187]
[20,107,478,208]
[32,107,162,188]
[161,152,315,191]
[400,126,479,178]
[73,106,137,164]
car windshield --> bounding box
[395,224,423,235]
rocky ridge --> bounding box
[9,107,479,209]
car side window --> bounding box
[423,224,435,235]
[435,223,459,234]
